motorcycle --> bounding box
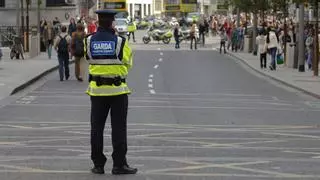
[178,26,200,43]
[142,27,173,44]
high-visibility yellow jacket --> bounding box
[127,22,137,32]
[84,27,133,96]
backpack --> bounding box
[74,34,84,57]
[57,35,69,56]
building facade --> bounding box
[0,0,77,26]
[97,0,154,19]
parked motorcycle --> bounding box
[142,27,173,44]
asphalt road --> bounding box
[1,31,320,180]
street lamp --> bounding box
[25,0,30,52]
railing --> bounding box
[0,26,24,47]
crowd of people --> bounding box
[40,16,98,82]
[211,14,319,71]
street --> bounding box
[1,32,320,180]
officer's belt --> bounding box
[89,75,126,87]
[87,59,123,65]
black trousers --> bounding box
[190,35,197,50]
[128,32,135,42]
[220,41,226,53]
[260,53,267,68]
[199,32,205,45]
[90,94,128,168]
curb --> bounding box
[10,60,75,95]
[228,53,320,99]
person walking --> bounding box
[127,19,137,42]
[190,21,197,50]
[71,23,86,81]
[305,31,314,70]
[174,24,180,49]
[266,27,280,70]
[68,18,77,36]
[84,9,137,175]
[199,19,206,46]
[219,28,227,54]
[256,31,267,69]
[43,22,55,59]
[231,26,238,52]
[54,26,71,81]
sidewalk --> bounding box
[228,51,320,99]
[0,51,58,101]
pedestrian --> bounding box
[71,23,86,81]
[174,24,180,49]
[231,26,238,52]
[305,31,313,70]
[219,28,227,54]
[190,21,197,50]
[54,25,71,81]
[43,21,55,59]
[199,19,206,46]
[256,31,267,69]
[53,17,61,35]
[68,18,77,36]
[88,19,97,34]
[127,18,137,42]
[237,25,244,51]
[84,9,137,175]
[266,27,280,70]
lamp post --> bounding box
[25,0,30,52]
[20,0,24,40]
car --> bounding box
[186,12,201,25]
[115,18,128,35]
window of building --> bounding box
[144,4,146,16]
[155,0,161,11]
[130,4,133,18]
[46,0,75,7]
[0,0,5,7]
[148,4,151,15]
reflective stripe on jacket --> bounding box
[84,27,133,96]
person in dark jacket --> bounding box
[174,24,180,49]
[199,19,206,46]
[68,18,77,36]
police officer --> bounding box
[84,9,137,175]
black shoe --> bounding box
[112,165,138,175]
[77,77,83,82]
[91,167,105,174]
[269,65,274,71]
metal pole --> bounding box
[298,3,305,72]
[21,0,24,38]
[26,0,29,52]
[16,0,20,29]
[236,8,240,27]
[37,0,40,32]
[314,1,319,76]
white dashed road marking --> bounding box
[148,84,154,88]
[159,58,163,62]
[149,89,156,94]
[160,52,163,56]
[154,64,159,69]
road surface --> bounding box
[1,32,320,179]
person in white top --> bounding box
[256,31,267,69]
[266,27,279,70]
